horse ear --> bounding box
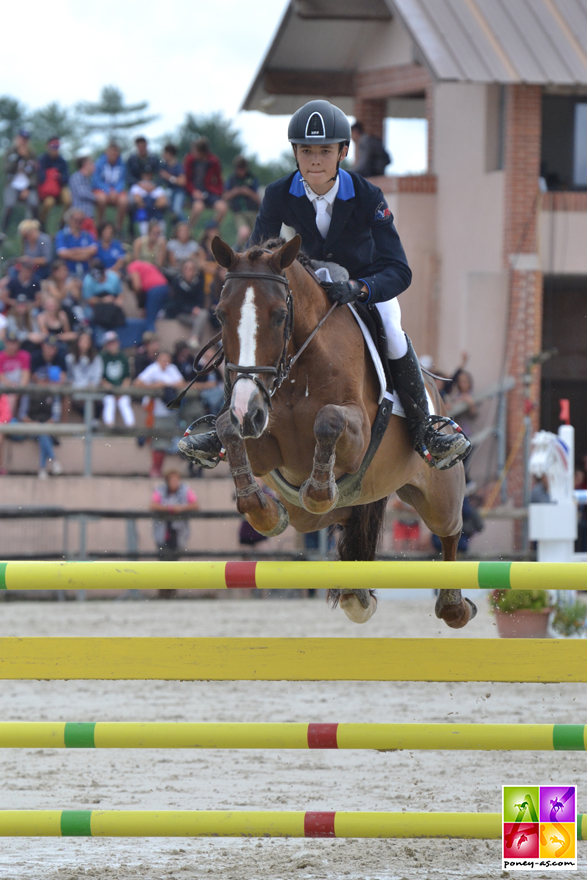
[211,236,237,269]
[271,234,301,271]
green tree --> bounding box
[28,102,80,156]
[0,96,28,151]
[76,86,158,143]
[249,151,296,186]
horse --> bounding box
[209,234,476,629]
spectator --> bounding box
[160,143,187,222]
[37,137,71,226]
[4,262,41,308]
[350,121,391,178]
[150,469,199,571]
[92,142,128,230]
[135,350,183,477]
[69,157,97,224]
[44,259,84,329]
[198,222,225,311]
[447,353,477,439]
[5,296,43,350]
[132,219,166,267]
[0,330,31,417]
[66,331,103,388]
[54,208,97,278]
[224,156,261,236]
[96,222,126,273]
[30,335,67,377]
[126,136,161,188]
[126,259,169,332]
[164,258,207,342]
[35,293,77,344]
[0,392,11,475]
[81,259,128,348]
[185,137,227,228]
[17,353,64,479]
[134,331,160,377]
[65,331,103,420]
[129,166,168,235]
[173,340,196,381]
[100,331,135,427]
[166,222,199,269]
[2,129,37,232]
[18,219,53,281]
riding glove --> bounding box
[327,280,367,305]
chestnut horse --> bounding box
[210,234,475,629]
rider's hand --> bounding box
[327,280,366,305]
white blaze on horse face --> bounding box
[232,286,259,424]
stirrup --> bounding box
[419,415,471,471]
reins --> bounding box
[167,265,337,411]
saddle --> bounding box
[306,260,393,394]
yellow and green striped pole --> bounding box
[0,560,584,592]
[0,722,586,751]
[0,810,507,838]
[0,637,585,681]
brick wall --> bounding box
[352,98,386,140]
[502,85,543,513]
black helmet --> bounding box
[288,100,351,145]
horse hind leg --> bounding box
[328,498,387,624]
[435,533,478,628]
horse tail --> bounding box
[328,497,388,609]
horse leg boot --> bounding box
[216,410,289,537]
[435,532,478,628]
[390,337,471,471]
[299,404,346,515]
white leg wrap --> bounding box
[375,298,408,360]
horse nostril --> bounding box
[243,404,267,438]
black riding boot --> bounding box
[390,336,471,470]
[177,416,224,469]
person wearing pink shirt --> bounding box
[126,260,169,331]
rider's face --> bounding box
[295,143,348,193]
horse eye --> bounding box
[273,312,287,326]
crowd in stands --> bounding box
[0,131,257,479]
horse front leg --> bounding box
[299,403,367,515]
[216,411,289,537]
[435,533,478,628]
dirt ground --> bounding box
[0,592,584,879]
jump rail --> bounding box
[0,810,508,839]
[0,560,585,591]
[2,722,586,750]
[0,637,585,681]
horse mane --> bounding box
[245,238,312,268]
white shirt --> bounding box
[138,361,183,417]
[302,175,339,239]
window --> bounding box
[573,103,587,186]
[541,95,587,190]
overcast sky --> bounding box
[0,0,426,174]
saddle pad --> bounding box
[347,304,405,416]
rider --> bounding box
[178,100,471,471]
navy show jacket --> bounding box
[249,168,411,304]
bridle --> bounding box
[166,263,337,412]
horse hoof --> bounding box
[254,499,290,537]
[436,596,476,629]
[299,479,339,515]
[339,590,377,624]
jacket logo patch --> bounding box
[374,201,391,221]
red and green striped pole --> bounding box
[0,722,586,751]
[0,560,583,591]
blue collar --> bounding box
[289,168,355,201]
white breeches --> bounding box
[375,297,408,360]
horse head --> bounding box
[212,234,301,440]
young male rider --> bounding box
[178,100,470,472]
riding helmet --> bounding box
[288,100,351,145]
